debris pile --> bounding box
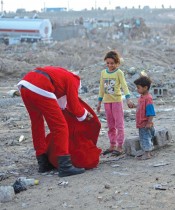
[113,17,150,40]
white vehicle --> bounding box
[0,18,52,44]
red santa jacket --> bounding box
[18,66,87,120]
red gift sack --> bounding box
[46,98,102,169]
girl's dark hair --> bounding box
[134,76,152,90]
[104,51,120,64]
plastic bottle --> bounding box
[18,177,39,186]
[0,186,15,203]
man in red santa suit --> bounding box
[17,66,93,177]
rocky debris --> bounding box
[0,186,15,203]
[0,173,9,181]
[0,97,22,108]
[0,8,175,210]
[113,17,150,40]
[124,128,173,156]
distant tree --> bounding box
[138,5,141,9]
[162,4,164,9]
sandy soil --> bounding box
[0,86,175,210]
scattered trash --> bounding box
[0,186,15,202]
[0,172,8,181]
[113,17,150,40]
[13,177,39,194]
[100,156,125,164]
[16,103,25,107]
[7,90,20,97]
[58,180,68,187]
[153,184,167,190]
[111,164,120,168]
[18,177,39,186]
[61,202,73,208]
[97,196,103,201]
[13,179,27,194]
[79,85,88,94]
[100,118,107,122]
[99,129,107,136]
[114,190,120,194]
[110,205,119,209]
[104,183,111,189]
[19,135,25,142]
[128,67,136,75]
[112,172,129,176]
[62,202,68,208]
[153,162,170,167]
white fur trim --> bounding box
[17,80,57,99]
[76,109,88,121]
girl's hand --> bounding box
[127,99,135,108]
[97,103,101,113]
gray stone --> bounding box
[0,186,15,203]
[124,128,172,156]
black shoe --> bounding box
[58,155,85,177]
[36,154,55,173]
[102,149,114,155]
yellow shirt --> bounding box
[98,68,130,103]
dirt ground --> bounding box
[1,8,175,210]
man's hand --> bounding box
[85,112,93,121]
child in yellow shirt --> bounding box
[97,50,132,155]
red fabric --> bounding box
[136,93,154,128]
[21,88,69,156]
[46,98,102,169]
[20,66,88,156]
[33,66,86,118]
[20,66,101,169]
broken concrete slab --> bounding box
[124,128,172,156]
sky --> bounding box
[1,0,175,12]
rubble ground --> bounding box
[0,8,175,210]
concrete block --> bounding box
[124,128,172,156]
[124,136,143,157]
[152,87,168,98]
[154,128,172,147]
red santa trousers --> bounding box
[21,88,69,157]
